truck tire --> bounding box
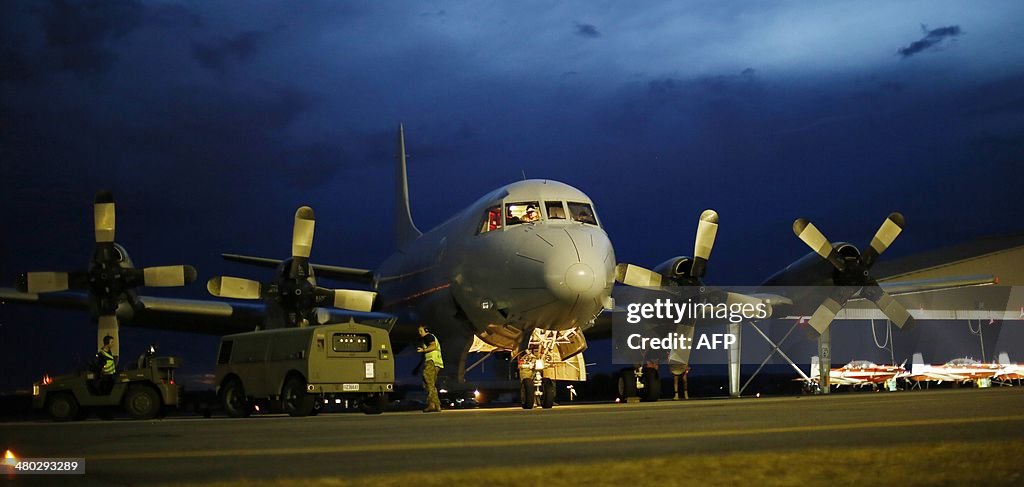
[221,379,251,418]
[641,368,661,402]
[124,384,162,420]
[617,368,638,400]
[541,378,556,409]
[359,393,386,415]
[282,377,315,417]
[520,379,535,409]
[46,392,79,422]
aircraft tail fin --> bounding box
[394,123,422,249]
[912,353,925,376]
[810,356,820,380]
[999,352,1011,365]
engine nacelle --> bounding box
[652,256,693,282]
[834,242,860,260]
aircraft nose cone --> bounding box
[565,262,595,293]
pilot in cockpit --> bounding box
[522,205,540,223]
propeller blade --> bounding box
[142,265,198,287]
[725,291,773,319]
[790,218,847,272]
[94,190,116,243]
[292,206,315,259]
[667,322,695,365]
[793,218,846,271]
[860,212,905,268]
[807,287,856,335]
[17,272,70,293]
[317,288,377,312]
[862,285,914,329]
[207,276,263,300]
[615,264,663,287]
[690,209,718,278]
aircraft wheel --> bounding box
[617,368,638,401]
[282,377,315,417]
[541,378,556,409]
[46,392,79,422]
[641,368,661,402]
[221,378,251,418]
[520,379,535,409]
[124,384,161,420]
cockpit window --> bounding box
[545,201,566,220]
[478,205,503,234]
[568,202,597,225]
[506,201,541,225]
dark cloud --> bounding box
[0,0,146,82]
[574,22,601,38]
[898,25,962,58]
[192,31,268,71]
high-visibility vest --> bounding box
[425,335,443,368]
[99,350,116,375]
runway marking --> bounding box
[86,413,1024,461]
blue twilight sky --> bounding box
[1,1,1022,391]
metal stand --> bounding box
[818,327,831,394]
[735,320,812,397]
[728,321,741,397]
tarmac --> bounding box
[2,388,1023,486]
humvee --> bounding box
[215,320,394,417]
[32,350,180,421]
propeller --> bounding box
[613,210,723,367]
[207,206,376,328]
[615,209,720,289]
[792,212,913,334]
[14,191,198,356]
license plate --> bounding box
[343,383,359,391]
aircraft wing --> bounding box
[1,287,90,310]
[222,254,375,283]
[582,289,768,340]
[875,274,998,296]
[1,288,396,335]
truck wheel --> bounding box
[282,377,315,417]
[520,379,535,409]
[46,392,79,422]
[617,368,638,401]
[221,379,251,418]
[359,393,386,415]
[124,384,161,420]
[541,378,556,409]
[641,368,661,402]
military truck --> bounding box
[215,320,394,417]
[32,349,181,421]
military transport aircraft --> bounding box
[0,124,1006,407]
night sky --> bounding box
[2,1,1023,393]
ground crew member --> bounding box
[95,335,117,394]
[416,325,443,413]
